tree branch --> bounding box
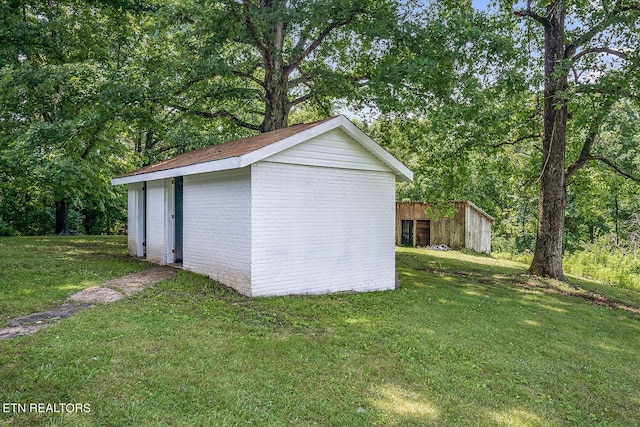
[285,10,361,76]
[565,120,599,181]
[570,65,581,83]
[521,174,540,189]
[514,0,550,27]
[575,84,640,102]
[80,122,105,160]
[289,23,315,65]
[565,3,640,57]
[232,70,266,88]
[571,47,629,63]
[346,75,371,87]
[564,104,640,184]
[617,5,640,13]
[175,78,204,97]
[290,92,313,106]
[593,156,640,182]
[288,74,312,89]
[490,133,541,149]
[242,0,271,61]
[566,22,611,57]
[171,105,260,131]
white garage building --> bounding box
[112,116,413,296]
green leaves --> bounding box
[0,0,145,234]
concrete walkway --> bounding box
[0,266,178,340]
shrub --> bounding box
[24,209,55,235]
[564,236,640,291]
[0,219,17,236]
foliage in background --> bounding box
[0,0,145,234]
[564,235,640,291]
[365,2,640,278]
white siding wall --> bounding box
[251,161,396,296]
[127,182,145,257]
[182,168,252,295]
[145,179,168,264]
[266,128,389,172]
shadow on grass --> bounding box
[397,247,640,318]
[0,236,150,321]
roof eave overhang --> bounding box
[111,115,413,185]
[111,156,243,185]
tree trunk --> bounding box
[529,1,568,280]
[83,207,98,235]
[259,2,289,134]
[260,92,289,132]
[614,194,619,245]
[55,200,70,235]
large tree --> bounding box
[0,0,144,234]
[152,0,462,134]
[511,0,640,279]
[1,0,474,234]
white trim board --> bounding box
[112,115,413,185]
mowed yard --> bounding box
[1,237,639,426]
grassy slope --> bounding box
[0,236,149,323]
[0,240,639,426]
[496,251,640,308]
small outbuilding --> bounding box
[112,116,413,296]
[396,201,493,254]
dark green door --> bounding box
[401,220,413,246]
[174,177,183,263]
[143,181,147,257]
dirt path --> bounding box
[0,266,178,340]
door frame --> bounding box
[401,220,414,246]
[174,176,184,263]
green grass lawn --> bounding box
[1,239,639,426]
[495,251,640,308]
[0,236,149,323]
